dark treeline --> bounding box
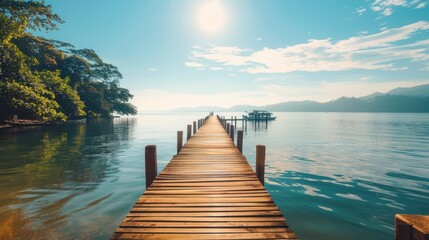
[264,95,429,112]
[0,0,137,121]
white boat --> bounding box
[243,110,277,121]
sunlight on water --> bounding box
[0,112,428,239]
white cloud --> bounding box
[371,0,425,15]
[210,67,223,71]
[185,61,205,68]
[356,7,367,15]
[148,68,157,71]
[189,21,429,73]
[416,2,426,8]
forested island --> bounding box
[0,0,137,124]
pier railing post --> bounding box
[187,124,192,141]
[237,130,243,153]
[395,214,429,240]
[226,123,230,135]
[177,131,183,154]
[145,145,157,189]
[256,145,266,186]
[230,125,235,141]
[193,121,197,134]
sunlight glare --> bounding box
[196,0,227,35]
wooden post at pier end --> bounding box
[230,125,235,141]
[395,214,429,240]
[256,145,266,186]
[187,124,192,141]
[145,145,157,189]
[226,123,230,135]
[193,121,197,134]
[237,130,243,153]
[177,131,183,154]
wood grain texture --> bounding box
[112,116,297,240]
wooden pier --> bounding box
[112,115,297,239]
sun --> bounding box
[196,0,227,35]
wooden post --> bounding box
[256,145,266,186]
[145,145,157,189]
[230,125,235,141]
[177,131,183,154]
[187,124,192,141]
[235,116,237,127]
[395,214,429,240]
[237,130,243,153]
[226,123,230,135]
[193,121,196,134]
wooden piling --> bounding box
[256,145,266,186]
[237,130,243,153]
[230,125,235,141]
[395,214,429,240]
[177,131,183,154]
[187,124,192,141]
[145,145,157,189]
[226,123,230,135]
[193,121,197,134]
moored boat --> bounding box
[243,110,277,121]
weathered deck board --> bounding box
[112,116,297,240]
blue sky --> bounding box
[39,0,429,111]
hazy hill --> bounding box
[172,84,429,113]
[361,84,429,100]
[386,84,429,97]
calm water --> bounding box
[0,112,428,239]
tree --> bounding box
[37,70,85,118]
[0,0,137,121]
[0,0,63,32]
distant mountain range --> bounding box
[173,84,429,113]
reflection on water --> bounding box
[0,118,134,239]
[0,112,428,240]
[238,112,429,240]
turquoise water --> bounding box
[0,113,428,239]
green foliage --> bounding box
[60,55,92,87]
[0,0,137,122]
[12,34,64,71]
[0,0,63,31]
[0,79,66,121]
[0,13,25,42]
[36,70,85,118]
[77,82,137,118]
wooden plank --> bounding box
[114,227,291,233]
[112,116,296,239]
[112,232,297,240]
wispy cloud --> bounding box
[416,2,426,8]
[185,61,205,68]
[148,68,157,71]
[355,7,367,16]
[210,67,223,71]
[371,0,426,16]
[189,21,429,73]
